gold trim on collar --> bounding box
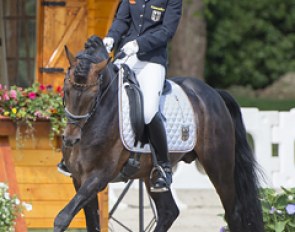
[151,5,165,12]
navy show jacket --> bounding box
[107,0,182,67]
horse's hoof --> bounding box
[53,226,65,232]
[54,212,71,232]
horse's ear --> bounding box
[64,45,76,66]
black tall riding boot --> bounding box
[147,112,172,193]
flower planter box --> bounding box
[0,117,108,231]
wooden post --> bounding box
[0,0,9,85]
[99,187,109,232]
[0,136,28,232]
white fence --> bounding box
[110,108,295,192]
[173,107,295,189]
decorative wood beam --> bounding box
[46,5,86,67]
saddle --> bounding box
[120,64,173,147]
[119,67,197,154]
[115,65,197,182]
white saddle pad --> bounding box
[118,73,197,153]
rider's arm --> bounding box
[136,0,182,54]
[107,0,131,44]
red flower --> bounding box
[28,92,37,99]
[56,86,62,93]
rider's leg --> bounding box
[57,146,72,177]
[147,112,172,192]
[129,57,172,192]
[57,159,71,177]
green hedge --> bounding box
[205,0,295,89]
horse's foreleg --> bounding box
[72,178,100,232]
[54,174,106,232]
[83,195,100,231]
[146,180,179,232]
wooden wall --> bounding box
[0,121,76,228]
[0,120,109,230]
[0,0,120,229]
[36,0,120,88]
[10,122,83,228]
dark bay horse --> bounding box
[54,36,264,232]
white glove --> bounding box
[103,37,114,53]
[121,40,139,56]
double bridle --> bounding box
[63,61,115,130]
[63,51,124,130]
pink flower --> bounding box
[3,92,10,101]
[34,111,43,118]
[28,92,37,99]
[39,84,46,91]
[9,90,17,99]
[0,84,2,90]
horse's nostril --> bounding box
[73,138,80,145]
[62,136,80,147]
[63,139,73,147]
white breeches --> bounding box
[116,54,166,124]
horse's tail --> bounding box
[217,89,264,231]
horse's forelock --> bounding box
[74,59,91,84]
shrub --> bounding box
[0,183,32,232]
[261,187,295,232]
[220,187,295,232]
[205,0,295,89]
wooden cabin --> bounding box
[0,0,120,87]
[0,0,120,231]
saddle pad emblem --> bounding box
[118,71,197,153]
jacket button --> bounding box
[142,4,145,8]
[140,14,143,18]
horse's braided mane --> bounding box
[74,36,104,83]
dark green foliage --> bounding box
[205,0,295,89]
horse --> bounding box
[54,35,264,232]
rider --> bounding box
[103,0,183,192]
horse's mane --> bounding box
[74,36,108,83]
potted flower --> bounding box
[0,83,66,144]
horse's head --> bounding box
[62,35,110,147]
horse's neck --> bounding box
[81,63,119,145]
